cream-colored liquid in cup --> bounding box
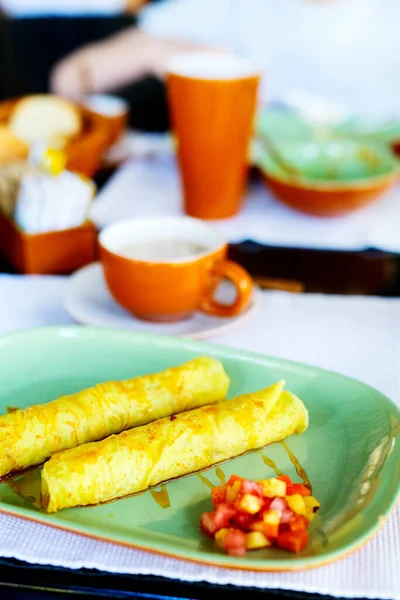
[119,240,207,261]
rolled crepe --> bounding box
[0,356,230,478]
[42,381,308,512]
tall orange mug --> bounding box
[166,53,260,219]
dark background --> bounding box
[0,556,372,600]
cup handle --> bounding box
[201,260,254,318]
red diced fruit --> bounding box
[241,480,264,497]
[277,530,309,553]
[277,475,293,486]
[199,474,318,558]
[224,528,247,553]
[232,511,255,531]
[262,497,272,511]
[249,517,279,539]
[200,512,217,537]
[289,515,309,532]
[214,503,236,529]
[293,483,311,496]
[265,524,280,539]
[287,484,312,497]
[225,480,242,504]
[280,507,295,524]
[211,485,226,505]
[227,474,244,486]
[269,497,287,514]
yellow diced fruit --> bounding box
[225,481,241,504]
[249,520,265,532]
[246,531,271,550]
[304,496,320,511]
[262,509,281,525]
[214,528,229,549]
[258,478,286,498]
[304,496,320,521]
[286,494,307,516]
[237,493,263,514]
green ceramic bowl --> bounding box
[0,327,399,572]
[256,105,400,147]
[253,139,400,216]
[256,106,317,143]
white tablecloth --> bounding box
[0,274,399,599]
[91,143,400,253]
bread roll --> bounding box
[8,95,82,145]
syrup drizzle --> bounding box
[260,454,284,476]
[280,440,312,491]
[196,473,215,489]
[3,443,312,513]
[7,468,42,508]
[215,467,226,484]
[150,485,170,508]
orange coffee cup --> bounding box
[166,53,260,220]
[99,216,253,322]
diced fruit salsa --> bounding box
[199,474,320,557]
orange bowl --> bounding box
[262,171,399,217]
[83,94,129,147]
[255,140,400,217]
[0,97,114,178]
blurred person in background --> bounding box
[0,0,170,130]
[50,0,400,126]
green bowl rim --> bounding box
[254,139,400,191]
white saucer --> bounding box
[64,263,261,340]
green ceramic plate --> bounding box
[0,327,399,572]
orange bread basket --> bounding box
[0,211,97,275]
[0,98,115,178]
